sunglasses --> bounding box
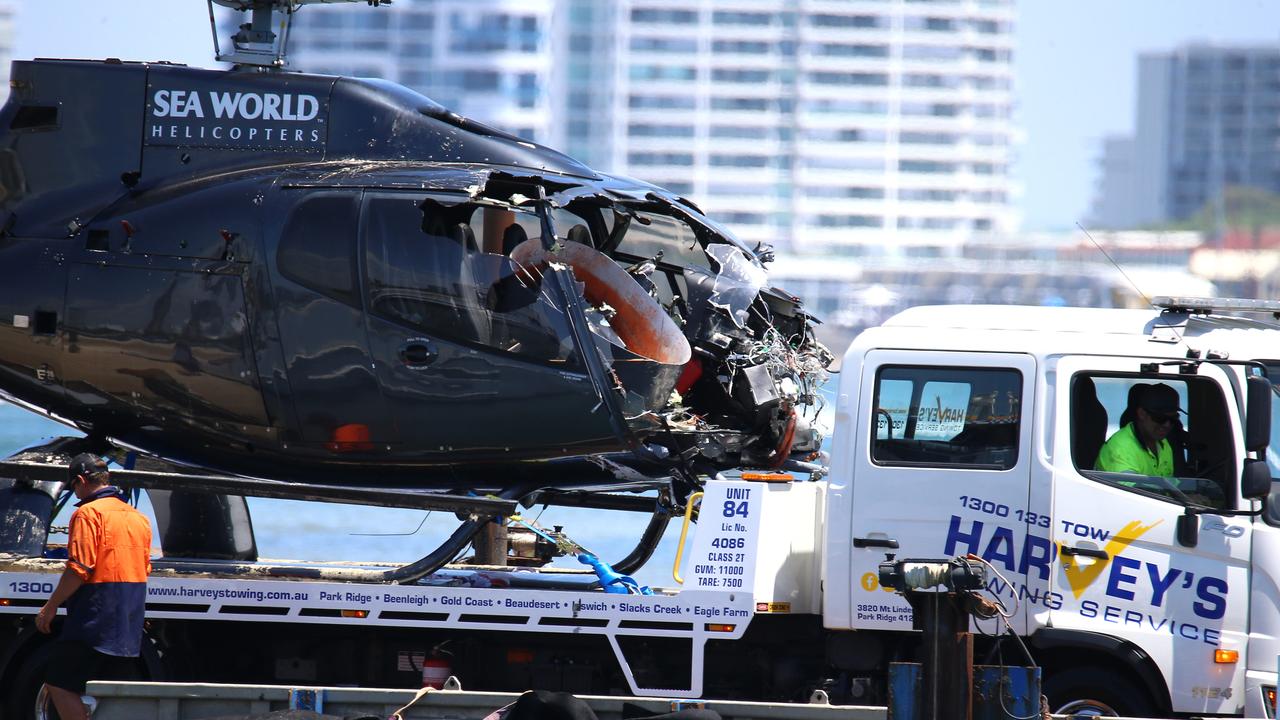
[1148,413,1178,426]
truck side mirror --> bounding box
[1241,458,1272,501]
[1245,375,1272,453]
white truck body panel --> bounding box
[825,304,1280,716]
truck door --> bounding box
[848,351,1036,633]
[1050,357,1250,714]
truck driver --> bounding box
[1094,383,1180,478]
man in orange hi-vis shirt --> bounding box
[35,453,152,720]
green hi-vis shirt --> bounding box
[1095,422,1173,478]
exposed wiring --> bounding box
[961,554,1049,720]
[966,553,1017,619]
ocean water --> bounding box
[0,398,834,587]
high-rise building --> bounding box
[1086,135,1139,229]
[1123,45,1280,227]
[283,0,1017,255]
[286,0,556,144]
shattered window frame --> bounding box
[359,190,582,367]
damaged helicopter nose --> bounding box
[507,198,831,475]
[509,239,691,366]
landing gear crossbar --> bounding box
[0,460,518,516]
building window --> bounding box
[712,11,774,25]
[810,43,889,58]
[628,152,695,166]
[713,40,772,54]
[629,94,697,110]
[901,102,962,117]
[631,8,698,24]
[710,97,772,111]
[706,182,774,196]
[900,131,959,145]
[899,160,957,174]
[628,123,696,138]
[804,156,884,171]
[902,44,964,61]
[712,68,775,83]
[710,125,771,140]
[898,216,960,229]
[803,99,888,115]
[718,212,768,225]
[631,36,698,53]
[710,154,772,168]
[807,71,890,86]
[814,214,883,228]
[807,186,886,199]
[629,65,697,82]
[899,189,959,201]
[904,73,962,89]
[458,70,501,91]
[803,128,887,143]
[810,14,886,29]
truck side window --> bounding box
[1071,374,1233,509]
[870,366,1021,470]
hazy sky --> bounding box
[1017,1,1280,230]
[16,2,1280,232]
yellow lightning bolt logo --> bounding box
[1059,519,1162,599]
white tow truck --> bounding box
[1,298,1279,719]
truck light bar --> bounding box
[1153,296,1280,315]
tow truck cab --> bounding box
[823,300,1278,718]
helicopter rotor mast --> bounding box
[209,0,391,69]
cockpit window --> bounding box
[361,194,577,365]
[614,211,708,271]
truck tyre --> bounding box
[6,641,151,720]
[1043,667,1157,717]
[7,641,56,720]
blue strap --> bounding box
[577,553,652,595]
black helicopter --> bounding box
[0,0,831,499]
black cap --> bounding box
[68,453,108,483]
[1139,384,1183,418]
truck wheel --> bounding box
[1043,667,1156,717]
[7,641,150,720]
[7,641,57,720]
